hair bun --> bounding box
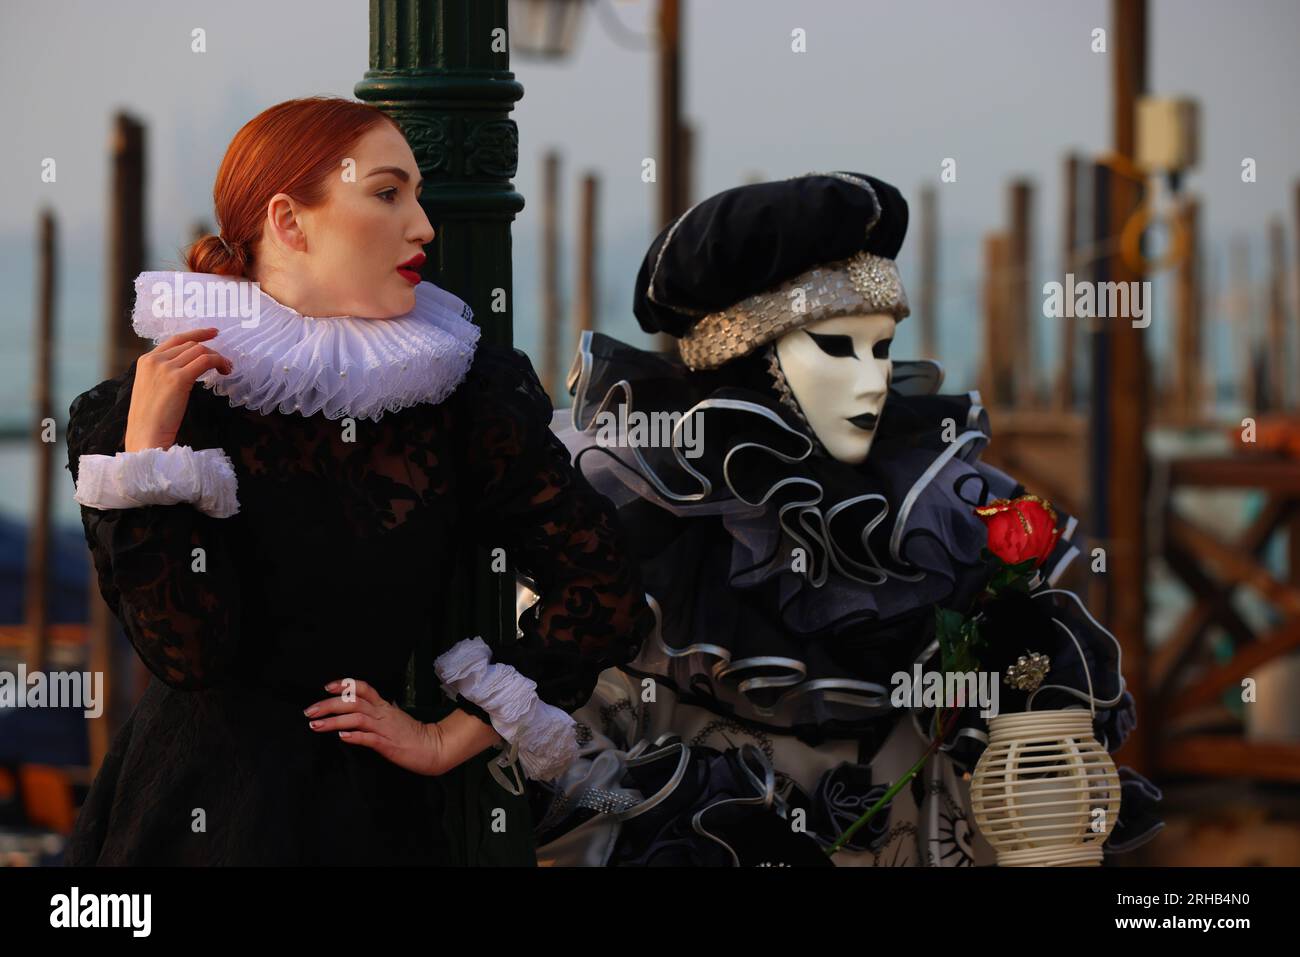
[185,233,249,278]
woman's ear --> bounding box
[264,192,308,254]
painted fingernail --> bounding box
[339,731,352,738]
[303,707,317,717]
[309,720,320,729]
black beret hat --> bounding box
[633,172,910,368]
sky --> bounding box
[1,0,1298,520]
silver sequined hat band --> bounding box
[677,250,910,371]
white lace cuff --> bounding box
[434,636,579,783]
[74,445,240,519]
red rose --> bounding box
[973,494,1060,568]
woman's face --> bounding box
[258,122,434,319]
[773,312,895,464]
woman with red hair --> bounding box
[65,96,654,865]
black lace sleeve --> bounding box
[66,365,243,691]
[459,344,656,713]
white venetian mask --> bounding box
[772,313,896,465]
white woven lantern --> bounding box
[969,709,1121,866]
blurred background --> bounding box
[1,0,1299,865]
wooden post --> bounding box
[1172,197,1202,422]
[1088,162,1112,624]
[25,210,56,673]
[1104,0,1150,775]
[653,0,683,354]
[1008,179,1035,407]
[1267,217,1288,410]
[680,120,694,210]
[85,112,150,772]
[918,185,938,360]
[1230,236,1254,411]
[1055,155,1082,411]
[1295,182,1300,406]
[540,150,561,399]
[106,114,149,377]
[575,173,598,339]
[982,233,1012,407]
[1291,184,1300,602]
[657,0,683,230]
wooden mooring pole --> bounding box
[1267,217,1289,410]
[85,112,150,772]
[917,185,938,361]
[1008,179,1036,407]
[24,210,56,673]
[1103,0,1151,775]
[540,150,561,400]
[1055,154,1083,412]
[653,0,684,354]
[1172,196,1202,422]
[575,172,599,339]
[981,233,1012,407]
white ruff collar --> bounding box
[131,271,481,421]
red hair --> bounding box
[185,96,401,278]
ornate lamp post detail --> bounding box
[356,0,525,348]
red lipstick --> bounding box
[396,251,426,285]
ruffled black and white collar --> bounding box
[557,331,1083,630]
[131,271,481,422]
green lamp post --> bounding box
[356,0,534,865]
[356,0,525,347]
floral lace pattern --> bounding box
[63,341,654,863]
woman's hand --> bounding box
[306,679,447,776]
[307,679,506,777]
[125,327,232,453]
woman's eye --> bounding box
[873,338,893,360]
[806,331,857,359]
[377,188,398,203]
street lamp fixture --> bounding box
[508,0,589,59]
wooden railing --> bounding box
[1155,453,1300,782]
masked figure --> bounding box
[525,172,1164,867]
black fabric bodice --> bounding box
[63,342,655,865]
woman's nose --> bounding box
[411,204,435,246]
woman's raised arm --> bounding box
[68,352,245,691]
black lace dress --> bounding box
[64,342,655,865]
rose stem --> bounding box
[825,706,964,858]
